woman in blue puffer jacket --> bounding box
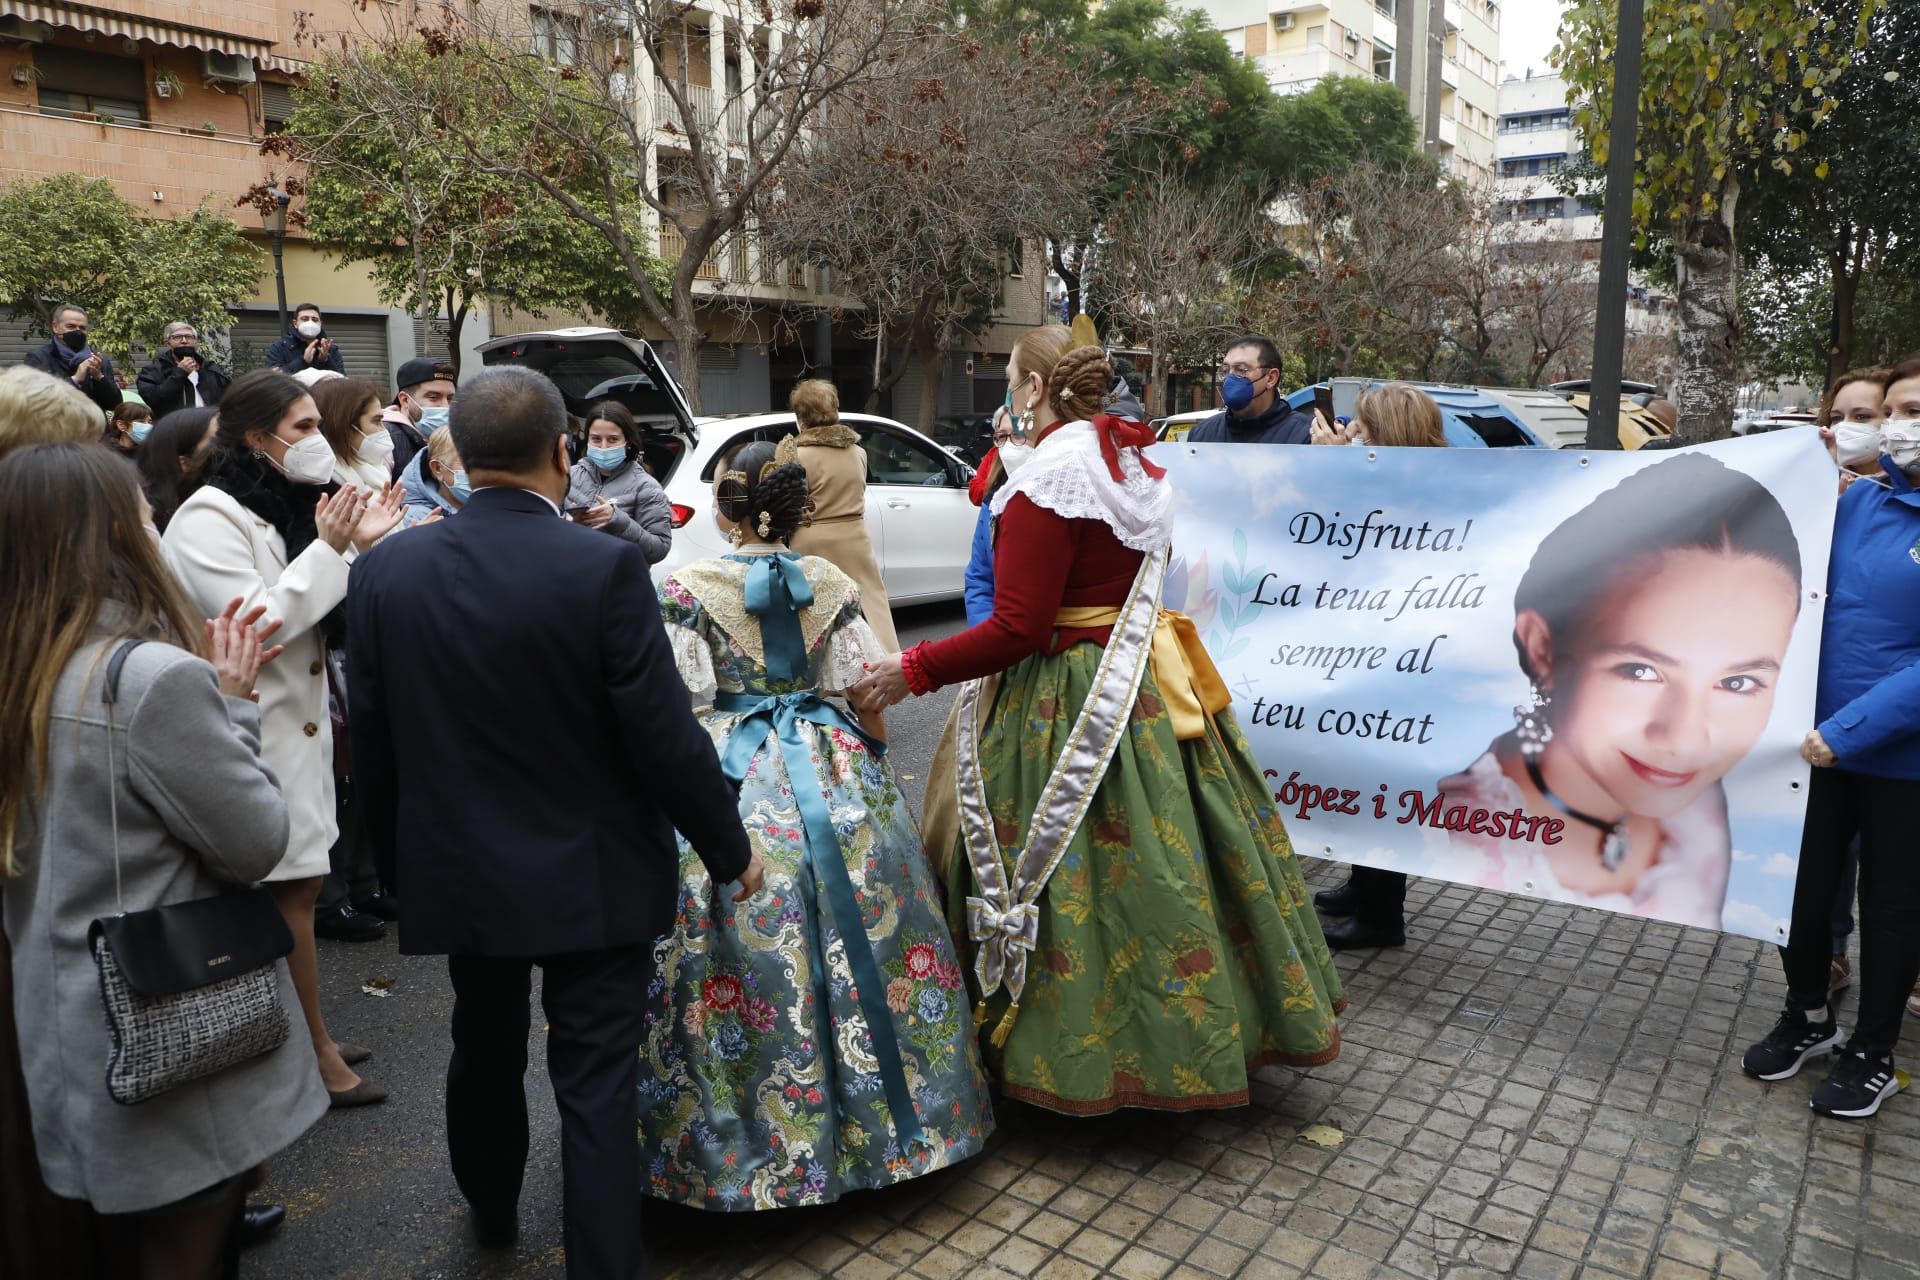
[1743,355,1920,1120]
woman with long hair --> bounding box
[102,401,153,456]
[137,406,219,535]
[641,439,990,1205]
[1,443,325,1277]
[854,326,1343,1115]
[1438,453,1802,930]
[163,369,403,1107]
[311,376,398,493]
[566,400,675,561]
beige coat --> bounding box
[164,485,350,881]
[788,431,898,652]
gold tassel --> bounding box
[972,999,990,1031]
[989,1001,1020,1048]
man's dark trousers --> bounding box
[447,946,651,1280]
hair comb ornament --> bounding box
[773,433,800,467]
[757,510,773,539]
[721,468,748,487]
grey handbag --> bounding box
[87,639,295,1106]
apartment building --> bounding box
[1191,0,1502,182]
[0,0,1044,418]
[0,0,438,379]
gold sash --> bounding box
[1052,607,1230,740]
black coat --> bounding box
[135,351,231,417]
[264,328,346,376]
[23,340,122,415]
[1187,398,1314,445]
[345,485,752,957]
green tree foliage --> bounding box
[1557,1,1880,442]
[1735,0,1920,386]
[1266,77,1430,187]
[277,38,665,368]
[0,174,264,362]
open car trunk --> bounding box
[476,328,699,480]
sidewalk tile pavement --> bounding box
[661,862,1920,1280]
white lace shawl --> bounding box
[988,419,1173,552]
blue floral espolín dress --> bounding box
[641,550,993,1210]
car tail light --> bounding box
[670,503,694,528]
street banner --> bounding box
[1158,430,1836,941]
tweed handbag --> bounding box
[87,639,294,1106]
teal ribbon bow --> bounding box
[742,553,814,683]
[713,690,927,1158]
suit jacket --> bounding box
[23,341,121,416]
[135,351,231,417]
[346,485,752,957]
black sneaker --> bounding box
[352,889,401,922]
[314,903,387,942]
[1811,1049,1903,1119]
[1741,1005,1841,1081]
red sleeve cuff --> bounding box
[901,642,937,697]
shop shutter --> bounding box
[0,309,41,369]
[228,309,391,387]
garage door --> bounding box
[0,309,44,368]
[229,309,392,388]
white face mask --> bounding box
[265,432,338,485]
[998,442,1035,475]
[1882,419,1920,478]
[357,427,395,464]
[1832,422,1884,468]
[296,320,323,339]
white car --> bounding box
[657,412,979,606]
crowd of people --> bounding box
[1,308,1918,1278]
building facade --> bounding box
[1193,0,1503,182]
[0,0,1043,422]
[1495,70,1673,330]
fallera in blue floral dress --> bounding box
[641,549,993,1210]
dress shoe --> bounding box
[1314,880,1360,917]
[313,903,386,943]
[352,890,401,922]
[1322,916,1406,951]
[473,1208,519,1249]
[336,1042,372,1067]
[327,1078,391,1109]
[235,1203,286,1248]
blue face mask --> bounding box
[446,469,471,503]
[587,444,627,472]
[1221,373,1260,415]
[416,405,450,433]
[129,420,153,445]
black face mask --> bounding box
[173,346,200,363]
[59,329,88,352]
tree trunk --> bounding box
[865,321,886,414]
[1824,223,1865,389]
[670,294,704,414]
[1670,182,1741,445]
[445,292,469,376]
[916,340,945,437]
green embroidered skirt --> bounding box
[944,643,1345,1115]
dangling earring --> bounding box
[1513,683,1552,759]
[727,522,744,546]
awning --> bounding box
[0,0,276,62]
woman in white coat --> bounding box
[164,369,403,1106]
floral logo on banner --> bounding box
[1171,530,1264,662]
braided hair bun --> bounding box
[714,439,814,544]
[1049,345,1114,423]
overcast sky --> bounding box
[1498,2,1563,80]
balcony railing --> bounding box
[658,222,755,283]
[653,81,716,133]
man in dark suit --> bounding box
[346,365,759,1279]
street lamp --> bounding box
[260,184,291,336]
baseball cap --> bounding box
[395,357,458,395]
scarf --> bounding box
[793,423,862,449]
[199,449,347,645]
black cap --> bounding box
[395,357,457,395]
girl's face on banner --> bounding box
[1549,548,1798,819]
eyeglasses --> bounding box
[170,333,199,343]
[1217,362,1270,378]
